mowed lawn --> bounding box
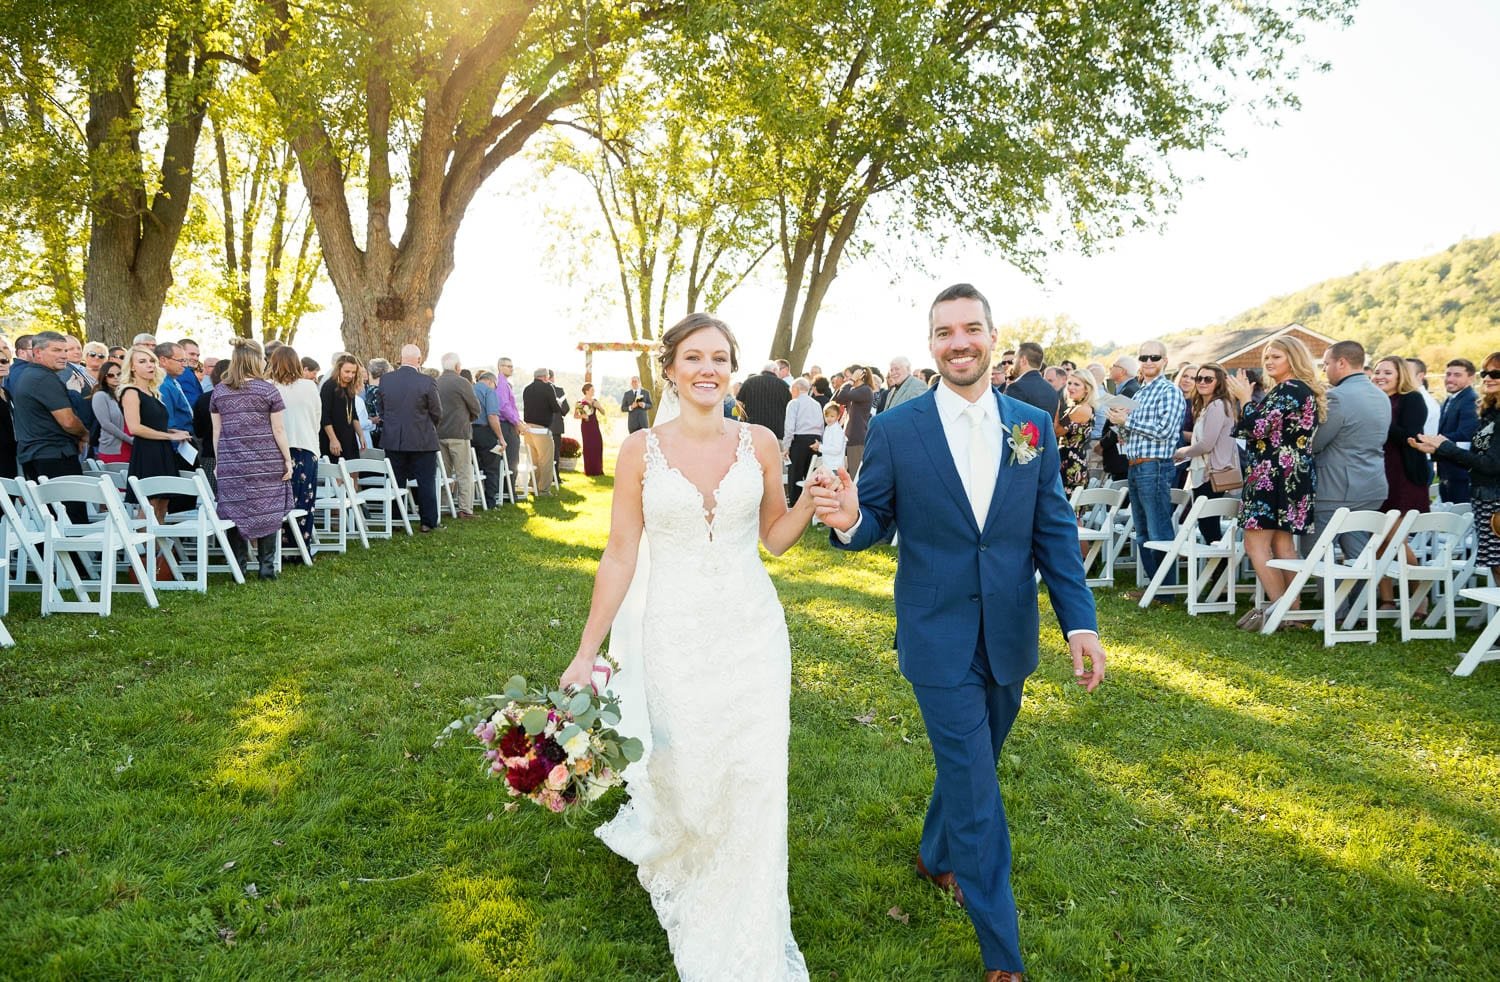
[1,470,1497,980]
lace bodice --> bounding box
[642,423,769,578]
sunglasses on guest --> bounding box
[1138,354,1164,362]
[1481,370,1500,380]
[1194,374,1218,384]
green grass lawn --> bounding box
[2,472,1497,980]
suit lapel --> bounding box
[913,394,981,535]
[983,389,1013,534]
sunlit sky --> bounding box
[277,0,1500,377]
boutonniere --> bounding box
[1008,422,1041,465]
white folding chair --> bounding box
[127,472,244,591]
[1454,587,1500,676]
[1070,486,1126,588]
[311,460,369,553]
[345,457,413,537]
[1139,496,1243,613]
[1260,509,1400,645]
[1169,487,1193,529]
[1397,510,1472,641]
[1,475,64,603]
[30,476,158,615]
[432,450,459,518]
[514,439,538,499]
[469,445,489,511]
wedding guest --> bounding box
[884,356,927,411]
[175,337,203,406]
[0,337,16,478]
[494,357,522,481]
[620,375,652,433]
[364,357,390,448]
[437,352,480,516]
[92,360,133,465]
[82,342,109,387]
[813,402,846,472]
[996,348,1017,390]
[120,346,190,524]
[1225,337,1324,631]
[1437,358,1478,503]
[1003,342,1059,419]
[153,342,195,443]
[810,374,833,408]
[575,382,605,477]
[268,346,321,547]
[1057,370,1097,494]
[1109,355,1141,397]
[301,356,320,381]
[1309,341,1389,563]
[1413,352,1500,584]
[107,345,127,366]
[472,371,505,507]
[60,336,92,393]
[1172,363,1240,542]
[192,359,231,479]
[521,367,562,493]
[833,365,874,475]
[1405,357,1440,434]
[737,361,792,438]
[131,332,157,348]
[1373,355,1432,516]
[1107,340,1186,597]
[383,344,443,531]
[547,369,570,476]
[1173,365,1198,488]
[782,377,824,505]
[12,332,87,483]
[211,338,293,580]
[319,353,364,462]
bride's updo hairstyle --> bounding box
[657,312,739,390]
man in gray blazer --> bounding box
[381,344,444,532]
[1310,340,1389,557]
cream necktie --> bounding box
[965,402,998,529]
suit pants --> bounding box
[387,449,439,529]
[549,425,564,472]
[1311,495,1386,560]
[786,434,818,505]
[472,426,501,506]
[500,421,521,489]
[909,633,1026,973]
[439,437,475,515]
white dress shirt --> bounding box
[781,393,825,449]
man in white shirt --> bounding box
[781,378,824,505]
[1405,357,1441,435]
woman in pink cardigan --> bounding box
[1173,362,1242,542]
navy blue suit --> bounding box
[832,387,1097,972]
[1439,387,1479,503]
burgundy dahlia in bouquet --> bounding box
[437,672,642,814]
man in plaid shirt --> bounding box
[1106,340,1187,597]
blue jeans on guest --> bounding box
[1129,457,1177,588]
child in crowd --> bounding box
[813,402,847,475]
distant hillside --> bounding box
[1163,233,1500,367]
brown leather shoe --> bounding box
[984,972,1024,981]
[914,854,965,908]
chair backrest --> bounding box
[1333,509,1402,570]
[0,476,46,537]
[31,475,114,513]
[1404,509,1471,565]
[317,461,345,482]
[343,458,390,479]
[128,474,200,502]
[359,448,386,460]
[1071,486,1126,510]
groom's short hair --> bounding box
[929,283,993,334]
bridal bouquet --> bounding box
[436,670,643,814]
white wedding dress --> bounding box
[596,421,809,981]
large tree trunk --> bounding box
[82,34,210,346]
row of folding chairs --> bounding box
[1071,484,1483,650]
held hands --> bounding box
[808,467,859,530]
[1409,433,1448,454]
[1070,633,1107,692]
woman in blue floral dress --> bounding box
[1225,337,1325,631]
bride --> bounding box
[559,312,818,980]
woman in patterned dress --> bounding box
[211,339,293,580]
[1055,370,1096,494]
[1413,351,1500,582]
[1225,337,1325,631]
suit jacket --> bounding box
[522,379,560,429]
[621,388,652,432]
[1438,387,1479,483]
[1004,369,1060,420]
[831,389,1097,687]
[551,384,570,437]
[379,366,441,452]
[1309,371,1388,504]
[436,370,482,440]
[883,374,927,413]
[737,371,791,438]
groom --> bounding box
[811,283,1106,981]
